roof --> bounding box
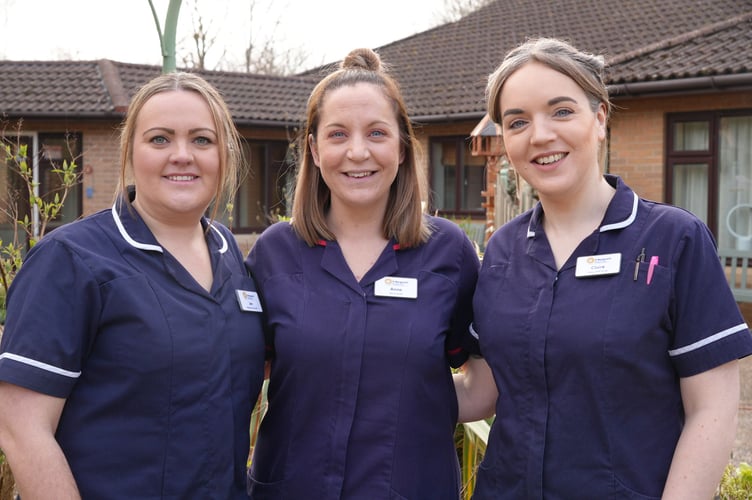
[370,0,752,120]
[0,59,317,125]
[1,0,750,125]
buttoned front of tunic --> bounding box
[0,198,266,499]
[246,216,478,500]
[472,175,752,499]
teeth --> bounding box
[168,175,195,181]
[535,153,565,165]
[347,172,372,178]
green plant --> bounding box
[717,462,752,499]
[0,133,82,318]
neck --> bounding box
[539,175,614,233]
[327,201,387,241]
[133,200,205,246]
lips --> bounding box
[165,175,198,181]
[346,171,374,178]
[533,153,566,165]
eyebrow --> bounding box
[501,96,579,118]
[142,127,217,136]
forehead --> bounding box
[320,82,394,116]
[136,90,214,128]
[501,62,585,105]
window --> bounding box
[0,132,82,246]
[429,136,485,217]
[666,111,752,250]
[216,139,294,232]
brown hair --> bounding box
[117,72,244,221]
[291,48,430,247]
[486,38,612,125]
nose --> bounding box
[170,140,194,163]
[529,118,555,144]
[346,137,371,162]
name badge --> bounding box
[374,276,418,299]
[575,253,621,278]
[236,290,263,312]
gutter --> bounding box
[608,73,752,98]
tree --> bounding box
[179,0,306,76]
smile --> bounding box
[534,153,566,165]
[166,175,197,181]
[346,171,374,178]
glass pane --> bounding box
[718,115,752,250]
[39,133,81,228]
[460,144,485,211]
[674,121,709,151]
[673,163,708,223]
[431,141,456,211]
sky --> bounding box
[0,0,450,72]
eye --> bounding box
[150,135,168,145]
[554,108,573,118]
[370,129,386,137]
[507,119,527,130]
[329,130,346,139]
[194,136,213,146]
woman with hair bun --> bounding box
[246,48,479,499]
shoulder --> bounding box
[246,221,304,279]
[33,209,115,255]
[425,215,471,244]
[640,199,714,242]
[254,221,299,249]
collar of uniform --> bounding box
[110,195,229,254]
[525,174,638,239]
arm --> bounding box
[0,382,81,499]
[662,360,740,500]
[454,356,498,423]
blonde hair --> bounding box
[486,38,612,124]
[291,48,430,247]
[117,72,244,221]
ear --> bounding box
[399,143,406,165]
[595,102,607,141]
[308,134,321,167]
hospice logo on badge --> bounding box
[575,253,621,278]
[374,276,418,299]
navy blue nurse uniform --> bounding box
[0,195,266,499]
[245,215,479,500]
[472,175,752,499]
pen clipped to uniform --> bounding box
[633,247,645,281]
[646,255,659,285]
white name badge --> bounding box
[236,290,263,312]
[575,253,621,278]
[374,276,418,299]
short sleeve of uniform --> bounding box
[669,218,752,376]
[442,222,481,366]
[0,238,100,397]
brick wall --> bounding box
[609,90,752,202]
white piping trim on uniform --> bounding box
[469,323,479,339]
[208,223,228,254]
[0,352,81,378]
[600,192,638,232]
[668,322,749,357]
[111,201,163,253]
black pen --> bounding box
[633,247,645,281]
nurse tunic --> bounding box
[245,215,479,500]
[472,175,752,499]
[0,196,266,499]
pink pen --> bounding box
[646,255,659,285]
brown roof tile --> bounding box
[1,0,750,124]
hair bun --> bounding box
[341,48,382,72]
